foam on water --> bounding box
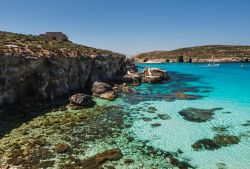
[128,63,250,169]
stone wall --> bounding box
[0,54,127,107]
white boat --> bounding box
[208,55,220,67]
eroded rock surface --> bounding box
[91,81,112,95]
[141,67,169,83]
[179,107,223,122]
[192,134,240,151]
[99,91,117,101]
[69,93,94,107]
[0,54,127,107]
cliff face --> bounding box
[0,54,126,106]
[0,32,127,107]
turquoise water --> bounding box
[124,63,250,169]
[1,63,249,168]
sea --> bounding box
[0,63,249,169]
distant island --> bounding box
[133,45,250,63]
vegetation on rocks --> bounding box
[0,31,122,57]
[133,45,250,62]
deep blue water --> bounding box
[125,63,250,169]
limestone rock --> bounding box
[91,81,112,95]
[99,91,117,101]
[141,67,169,83]
[69,93,93,107]
[0,53,127,107]
[122,73,141,85]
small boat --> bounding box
[208,63,220,67]
[208,55,220,67]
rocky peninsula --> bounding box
[0,31,130,107]
[133,45,250,63]
[0,31,176,169]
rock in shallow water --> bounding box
[53,143,70,153]
[95,148,122,163]
[214,134,240,146]
[141,67,169,83]
[69,93,94,107]
[179,107,223,122]
[151,123,161,127]
[192,134,240,151]
[91,81,112,95]
[192,138,221,151]
[99,91,117,101]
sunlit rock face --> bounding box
[0,54,127,107]
[141,67,169,84]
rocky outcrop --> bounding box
[141,67,169,83]
[69,93,93,107]
[91,81,117,101]
[91,81,112,95]
[0,54,127,107]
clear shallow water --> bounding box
[125,63,250,169]
[0,63,249,168]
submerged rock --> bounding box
[151,123,161,127]
[192,138,221,151]
[179,107,223,122]
[192,134,240,151]
[124,158,134,164]
[142,117,152,122]
[214,134,240,146]
[212,126,229,133]
[69,93,94,107]
[241,120,250,126]
[158,114,171,120]
[94,148,122,163]
[141,67,169,83]
[78,148,122,169]
[53,143,70,153]
[216,163,227,169]
[148,106,157,113]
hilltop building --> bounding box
[39,32,69,41]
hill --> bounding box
[0,31,123,57]
[133,45,250,63]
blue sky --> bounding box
[0,0,250,56]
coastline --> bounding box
[134,58,249,64]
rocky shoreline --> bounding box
[133,45,250,63]
[134,58,250,64]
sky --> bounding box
[0,0,250,56]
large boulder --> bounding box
[99,91,117,101]
[91,81,112,95]
[141,67,169,83]
[69,93,93,107]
